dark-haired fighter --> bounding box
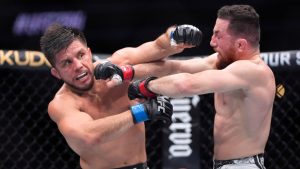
[40,23,201,169]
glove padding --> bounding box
[94,61,134,82]
[128,77,157,100]
[170,24,203,46]
[130,96,173,125]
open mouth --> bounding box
[76,72,88,80]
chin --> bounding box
[66,80,94,92]
[82,80,94,91]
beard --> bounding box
[216,58,233,69]
[215,49,236,69]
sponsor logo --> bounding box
[13,11,86,36]
[168,98,193,158]
[276,84,285,98]
[260,51,300,68]
[0,50,51,67]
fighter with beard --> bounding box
[107,4,275,169]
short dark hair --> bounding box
[217,5,260,47]
[40,23,87,66]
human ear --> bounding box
[51,68,61,79]
[235,38,247,51]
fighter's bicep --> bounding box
[58,112,92,138]
[175,54,216,73]
[212,62,255,92]
[191,69,249,94]
[108,47,135,65]
[176,58,208,73]
[218,69,250,91]
[49,98,92,133]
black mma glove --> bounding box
[170,24,203,46]
[94,61,134,82]
[128,77,158,100]
[130,96,173,125]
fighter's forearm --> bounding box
[109,24,202,66]
[86,111,135,144]
[147,73,197,98]
[108,27,179,66]
[133,55,216,80]
[133,60,179,79]
[154,26,185,56]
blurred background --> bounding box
[0,0,299,56]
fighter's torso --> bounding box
[61,81,146,169]
[213,65,275,160]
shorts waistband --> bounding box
[114,162,148,169]
[213,154,265,169]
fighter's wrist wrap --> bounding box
[139,77,158,97]
[130,104,149,123]
[170,31,176,46]
[121,65,135,81]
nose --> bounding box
[73,58,83,70]
[210,35,216,47]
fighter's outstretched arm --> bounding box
[107,24,202,66]
[93,25,203,85]
[133,53,218,79]
[128,60,262,99]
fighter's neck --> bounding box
[239,48,260,60]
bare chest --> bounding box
[214,91,245,115]
[79,86,130,119]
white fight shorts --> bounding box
[213,154,265,169]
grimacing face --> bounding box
[210,18,237,69]
[51,40,95,91]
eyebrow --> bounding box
[58,57,71,65]
[213,30,220,35]
[78,48,85,54]
[62,49,86,62]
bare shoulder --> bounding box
[227,58,275,85]
[229,58,272,73]
[48,89,80,122]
